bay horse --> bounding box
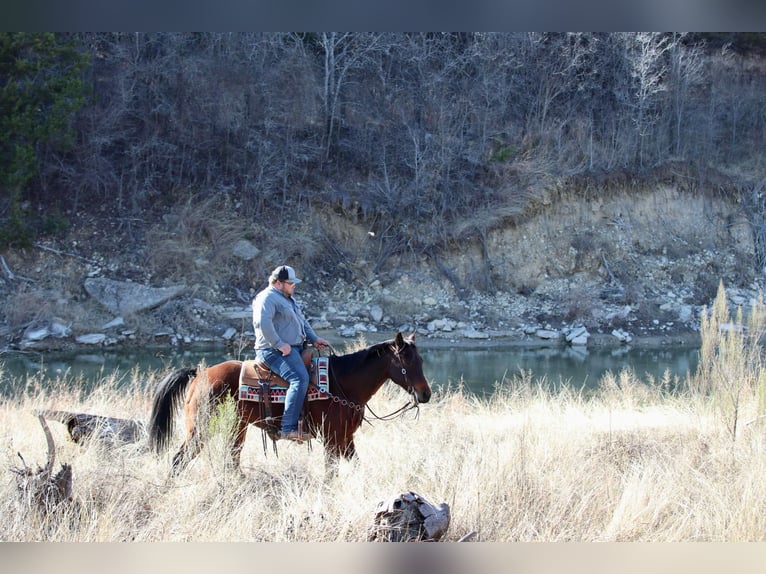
[148,332,431,473]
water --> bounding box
[422,344,699,394]
[0,343,699,397]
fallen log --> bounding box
[368,491,451,541]
[34,409,145,445]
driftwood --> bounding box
[35,409,145,445]
[11,414,73,514]
[368,491,451,541]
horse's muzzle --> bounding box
[412,386,431,404]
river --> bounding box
[0,342,699,397]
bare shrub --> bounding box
[2,286,55,328]
[144,194,256,288]
[691,281,766,440]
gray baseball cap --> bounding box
[270,265,302,284]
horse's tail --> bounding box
[148,367,197,454]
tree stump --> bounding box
[368,491,450,541]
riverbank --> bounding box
[3,288,763,541]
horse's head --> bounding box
[388,332,431,404]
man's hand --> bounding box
[313,338,330,351]
[278,343,292,356]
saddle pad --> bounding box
[239,357,330,403]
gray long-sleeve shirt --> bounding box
[252,285,319,351]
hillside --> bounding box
[0,175,760,352]
[2,34,765,352]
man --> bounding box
[252,265,330,442]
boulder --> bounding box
[84,278,185,314]
[231,239,260,261]
[566,326,590,346]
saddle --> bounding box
[241,347,315,389]
[239,349,331,449]
[238,348,330,404]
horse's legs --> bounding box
[169,390,206,474]
[322,437,357,479]
[170,428,203,473]
[228,418,249,470]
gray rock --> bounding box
[611,328,633,343]
[101,317,125,330]
[76,333,107,345]
[25,327,51,341]
[535,329,560,340]
[569,334,589,346]
[310,318,332,330]
[566,326,589,345]
[678,305,693,322]
[339,326,358,338]
[84,278,185,314]
[369,304,384,323]
[463,328,490,339]
[23,321,71,342]
[231,239,260,261]
[220,307,252,320]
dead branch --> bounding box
[0,254,34,283]
[34,242,94,263]
[11,414,73,515]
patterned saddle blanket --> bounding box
[238,356,330,404]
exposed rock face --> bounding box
[84,278,186,314]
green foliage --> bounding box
[490,145,515,163]
[0,33,89,246]
[206,393,239,443]
[693,280,766,440]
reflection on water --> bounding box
[0,343,700,397]
[422,344,699,395]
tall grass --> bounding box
[3,301,766,541]
[692,280,766,440]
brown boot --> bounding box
[279,430,312,443]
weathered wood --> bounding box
[35,409,145,444]
[368,491,451,541]
[11,414,73,514]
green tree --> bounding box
[0,33,89,246]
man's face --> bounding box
[277,280,296,296]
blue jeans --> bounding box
[256,345,309,433]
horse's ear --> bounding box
[394,332,405,348]
[407,333,416,343]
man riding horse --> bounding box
[252,265,330,443]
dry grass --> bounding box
[2,361,766,542]
[144,194,260,289]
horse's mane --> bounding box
[330,339,394,378]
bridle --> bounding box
[364,341,422,421]
[324,342,422,422]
